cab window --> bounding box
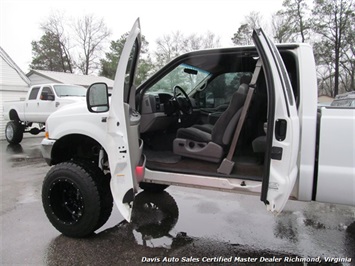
[198,72,252,108]
[40,87,54,100]
[29,87,40,100]
[149,63,210,94]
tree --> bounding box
[74,14,111,75]
[37,11,74,72]
[183,31,220,52]
[155,31,220,67]
[231,11,264,45]
[100,34,153,84]
[312,0,354,96]
[339,6,355,91]
[277,0,310,43]
[30,31,70,71]
[155,31,186,68]
[271,12,296,43]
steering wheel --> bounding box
[172,85,193,115]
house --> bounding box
[0,46,31,140]
[27,69,114,89]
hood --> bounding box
[51,101,89,118]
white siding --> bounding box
[0,56,29,89]
[0,55,29,140]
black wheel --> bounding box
[132,191,179,239]
[5,121,24,144]
[139,182,169,192]
[42,161,111,238]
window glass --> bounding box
[198,72,252,108]
[149,63,210,94]
[40,87,54,100]
[29,87,40,100]
[53,85,87,97]
[330,99,355,107]
[124,39,139,103]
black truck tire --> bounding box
[139,182,169,192]
[42,161,112,238]
[5,121,24,144]
[131,191,179,238]
[73,160,113,231]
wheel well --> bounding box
[9,109,20,121]
[51,134,105,165]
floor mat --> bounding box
[144,149,181,164]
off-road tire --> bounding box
[42,161,110,238]
[132,191,179,238]
[73,160,113,231]
[139,182,169,192]
[5,121,24,144]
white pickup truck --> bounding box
[3,83,86,144]
[40,19,355,238]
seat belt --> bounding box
[217,59,262,175]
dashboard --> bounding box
[140,92,177,133]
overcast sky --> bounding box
[0,0,284,73]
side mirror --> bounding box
[86,82,109,113]
[47,94,55,101]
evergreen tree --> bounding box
[30,31,72,72]
[100,34,153,84]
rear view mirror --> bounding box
[184,68,198,75]
[87,83,109,113]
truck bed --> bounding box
[315,107,355,206]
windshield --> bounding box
[149,63,210,94]
[53,85,87,97]
[330,99,355,107]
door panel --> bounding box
[105,19,142,221]
[24,87,40,122]
[253,29,300,213]
[37,86,57,122]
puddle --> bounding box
[17,185,40,204]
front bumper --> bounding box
[41,138,56,166]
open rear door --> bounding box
[253,29,300,213]
[106,19,142,221]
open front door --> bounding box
[253,29,300,213]
[106,19,142,221]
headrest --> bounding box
[238,83,249,95]
[240,75,252,85]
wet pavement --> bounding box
[1,136,355,265]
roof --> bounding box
[0,46,31,85]
[27,69,114,88]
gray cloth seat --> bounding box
[191,123,213,134]
[173,80,250,163]
[252,135,266,153]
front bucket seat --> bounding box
[173,77,251,163]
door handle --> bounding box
[275,119,287,141]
